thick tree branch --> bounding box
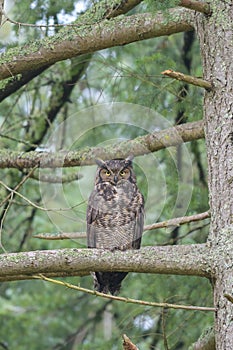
[0,65,50,102]
[179,0,211,15]
[0,244,211,282]
[0,120,204,169]
[0,8,193,80]
[0,0,141,99]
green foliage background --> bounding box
[0,1,212,349]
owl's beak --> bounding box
[114,175,118,184]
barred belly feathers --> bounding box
[86,156,144,295]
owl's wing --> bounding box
[86,192,98,248]
[132,196,144,249]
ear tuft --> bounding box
[95,158,106,167]
[125,154,134,164]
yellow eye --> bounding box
[105,170,111,176]
[120,170,125,176]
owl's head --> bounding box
[95,156,136,185]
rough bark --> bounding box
[0,8,193,80]
[195,1,233,348]
[0,245,211,282]
[179,0,211,14]
[189,327,215,350]
[0,120,204,169]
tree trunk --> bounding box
[196,2,233,348]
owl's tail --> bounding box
[93,272,128,295]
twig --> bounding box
[0,192,12,253]
[161,69,212,90]
[163,222,210,245]
[33,232,86,240]
[2,10,81,28]
[122,334,139,350]
[144,211,210,231]
[179,0,211,15]
[0,180,85,212]
[0,132,38,148]
[33,274,216,312]
[33,211,210,240]
[162,307,169,350]
[0,165,38,207]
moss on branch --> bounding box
[0,244,211,282]
[0,120,204,169]
[0,8,193,80]
[0,0,142,96]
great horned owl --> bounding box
[86,156,144,295]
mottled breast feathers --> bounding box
[86,157,144,295]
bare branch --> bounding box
[33,211,210,240]
[0,166,38,207]
[34,274,216,312]
[33,232,86,240]
[144,211,210,231]
[0,244,211,282]
[0,180,84,212]
[0,8,193,80]
[179,0,211,15]
[161,69,212,90]
[0,120,204,169]
[0,132,39,148]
